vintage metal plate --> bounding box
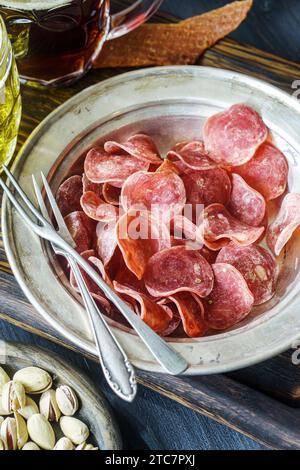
[3,66,300,375]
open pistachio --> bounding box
[76,442,99,450]
[0,438,5,450]
[0,367,10,392]
[54,437,74,450]
[14,412,28,449]
[60,416,89,445]
[18,396,39,420]
[27,414,55,450]
[40,389,61,422]
[1,417,17,450]
[22,441,40,450]
[56,385,79,416]
[1,381,26,413]
[13,367,52,395]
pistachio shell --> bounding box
[0,438,5,451]
[60,416,89,445]
[27,414,55,450]
[0,392,12,416]
[13,367,52,394]
[14,412,28,449]
[1,381,26,412]
[54,437,74,450]
[18,396,39,420]
[0,417,4,427]
[76,442,99,450]
[56,385,79,416]
[40,389,61,422]
[1,417,17,450]
[22,441,40,450]
[0,367,10,392]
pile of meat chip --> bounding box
[56,104,297,338]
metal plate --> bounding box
[3,66,300,375]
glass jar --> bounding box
[0,15,21,168]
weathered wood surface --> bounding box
[1,1,300,449]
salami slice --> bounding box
[267,193,300,256]
[203,204,264,250]
[80,191,119,223]
[171,215,203,245]
[56,175,83,217]
[104,134,162,165]
[144,246,214,298]
[156,159,181,174]
[113,281,174,335]
[227,173,266,227]
[84,147,149,184]
[64,211,95,253]
[162,292,208,338]
[82,174,103,197]
[102,183,121,206]
[167,141,217,171]
[232,143,288,201]
[204,263,254,330]
[116,209,171,280]
[96,222,118,267]
[216,243,278,305]
[203,104,268,166]
[182,168,232,210]
[121,170,186,221]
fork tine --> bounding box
[32,175,50,222]
[40,172,76,248]
[2,165,46,225]
[0,178,39,231]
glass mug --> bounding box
[0,0,163,87]
[0,15,21,167]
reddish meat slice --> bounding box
[156,159,181,174]
[82,174,103,197]
[232,143,288,201]
[104,134,162,165]
[227,173,266,227]
[56,175,83,217]
[84,147,149,184]
[161,292,208,337]
[116,209,171,280]
[102,183,121,206]
[203,104,268,166]
[204,263,254,330]
[203,204,264,250]
[144,246,214,298]
[64,211,95,253]
[267,193,300,256]
[182,167,232,210]
[216,243,278,305]
[113,281,174,336]
[121,170,186,222]
[96,222,118,267]
[80,191,119,223]
[167,141,217,170]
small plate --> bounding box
[3,66,300,375]
[0,342,122,449]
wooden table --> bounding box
[1,0,300,450]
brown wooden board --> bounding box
[2,3,300,449]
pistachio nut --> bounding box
[18,396,39,420]
[1,381,26,413]
[22,441,40,450]
[54,437,74,450]
[13,367,52,395]
[39,389,61,422]
[0,416,4,427]
[0,438,5,450]
[56,385,79,416]
[0,367,10,392]
[76,442,99,450]
[27,413,55,450]
[0,393,12,416]
[1,417,17,450]
[14,412,28,449]
[60,416,89,445]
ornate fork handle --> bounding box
[66,254,137,402]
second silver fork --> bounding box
[32,175,137,403]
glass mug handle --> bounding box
[107,0,163,40]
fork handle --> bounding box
[68,256,137,402]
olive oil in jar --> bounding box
[0,15,21,168]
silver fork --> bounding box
[32,174,137,403]
[1,165,189,376]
